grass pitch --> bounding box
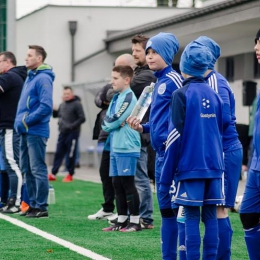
[0,178,248,260]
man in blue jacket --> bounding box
[15,45,55,218]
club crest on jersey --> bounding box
[202,98,210,109]
[158,83,166,95]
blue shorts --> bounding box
[240,168,260,214]
[175,178,224,206]
[109,156,138,177]
[223,146,243,207]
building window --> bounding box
[254,53,260,78]
[0,0,7,52]
[226,57,234,82]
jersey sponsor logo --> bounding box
[180,192,187,198]
[201,98,216,118]
[202,98,210,108]
[200,113,216,118]
[158,83,166,95]
[116,101,129,118]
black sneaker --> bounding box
[102,220,128,231]
[108,217,118,225]
[26,209,49,218]
[120,222,142,232]
[1,198,20,214]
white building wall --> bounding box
[230,79,260,125]
[16,5,190,154]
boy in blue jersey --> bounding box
[239,28,260,260]
[101,65,141,232]
[161,42,225,260]
[127,32,183,260]
[195,36,243,260]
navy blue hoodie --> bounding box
[0,66,27,129]
[160,77,224,187]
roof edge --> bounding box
[104,0,257,43]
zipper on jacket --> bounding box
[22,113,29,132]
[26,96,30,109]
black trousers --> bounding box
[52,131,79,176]
[99,150,115,212]
[0,171,9,204]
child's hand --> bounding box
[126,116,143,133]
[121,121,125,127]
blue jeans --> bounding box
[135,147,154,224]
[20,134,49,210]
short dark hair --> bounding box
[28,45,47,62]
[131,34,150,49]
[63,86,73,92]
[0,51,17,65]
[112,65,133,80]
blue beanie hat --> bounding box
[180,41,213,77]
[194,36,221,69]
[145,32,179,66]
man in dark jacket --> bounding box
[114,48,156,228]
[0,51,27,214]
[88,83,117,220]
[48,86,85,182]
[130,34,156,229]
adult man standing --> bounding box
[130,34,156,229]
[0,51,27,213]
[15,45,55,218]
[114,41,156,228]
[48,86,85,182]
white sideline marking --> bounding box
[0,214,111,260]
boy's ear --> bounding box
[125,76,131,84]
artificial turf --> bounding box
[0,178,249,260]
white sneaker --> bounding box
[107,213,118,221]
[87,208,116,220]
